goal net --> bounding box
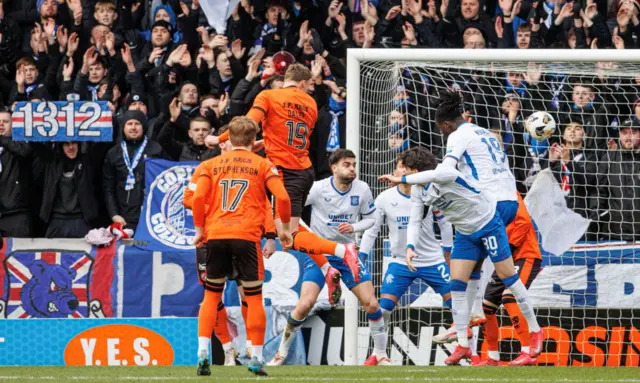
[344,49,640,367]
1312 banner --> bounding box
[11,101,113,142]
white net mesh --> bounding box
[353,56,640,366]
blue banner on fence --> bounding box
[134,159,199,252]
[11,101,113,142]
[0,318,196,366]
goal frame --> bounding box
[343,48,640,366]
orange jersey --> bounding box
[186,161,278,238]
[193,149,289,242]
[216,87,318,170]
[506,193,542,261]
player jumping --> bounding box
[271,149,390,366]
[360,153,453,329]
[193,117,293,377]
[431,90,545,362]
[206,64,360,304]
[380,147,543,366]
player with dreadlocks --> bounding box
[428,90,544,366]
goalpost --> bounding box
[344,49,640,366]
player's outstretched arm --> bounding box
[401,165,460,185]
[205,92,268,148]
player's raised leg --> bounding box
[269,257,327,366]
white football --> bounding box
[525,111,556,141]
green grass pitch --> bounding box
[0,366,638,383]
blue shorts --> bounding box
[327,253,371,290]
[496,200,519,227]
[381,262,451,299]
[451,213,512,263]
[302,255,325,289]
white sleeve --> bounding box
[358,201,384,255]
[359,184,376,217]
[407,186,424,251]
[352,215,376,232]
[433,208,453,251]
[444,130,469,162]
[403,165,461,185]
[305,181,320,207]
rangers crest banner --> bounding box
[134,159,199,252]
[11,101,113,142]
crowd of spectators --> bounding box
[1,0,640,243]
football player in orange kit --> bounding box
[184,126,279,366]
[193,117,291,377]
[206,64,360,304]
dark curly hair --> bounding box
[397,147,437,172]
[434,89,465,124]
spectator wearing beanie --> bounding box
[135,20,176,77]
[0,109,33,238]
[103,110,167,232]
[32,140,108,239]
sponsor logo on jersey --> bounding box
[324,197,331,202]
[351,196,360,206]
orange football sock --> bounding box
[198,287,223,338]
[243,286,266,347]
[241,300,248,325]
[292,231,336,267]
[504,300,530,347]
[214,301,232,345]
[484,313,499,352]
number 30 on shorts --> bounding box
[482,236,498,251]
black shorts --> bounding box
[205,239,263,282]
[278,167,314,218]
[484,258,542,306]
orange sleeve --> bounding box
[263,198,277,237]
[183,167,202,209]
[218,129,229,143]
[247,91,268,123]
[266,176,291,225]
[192,170,212,228]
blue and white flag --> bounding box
[11,101,113,142]
[134,159,199,252]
